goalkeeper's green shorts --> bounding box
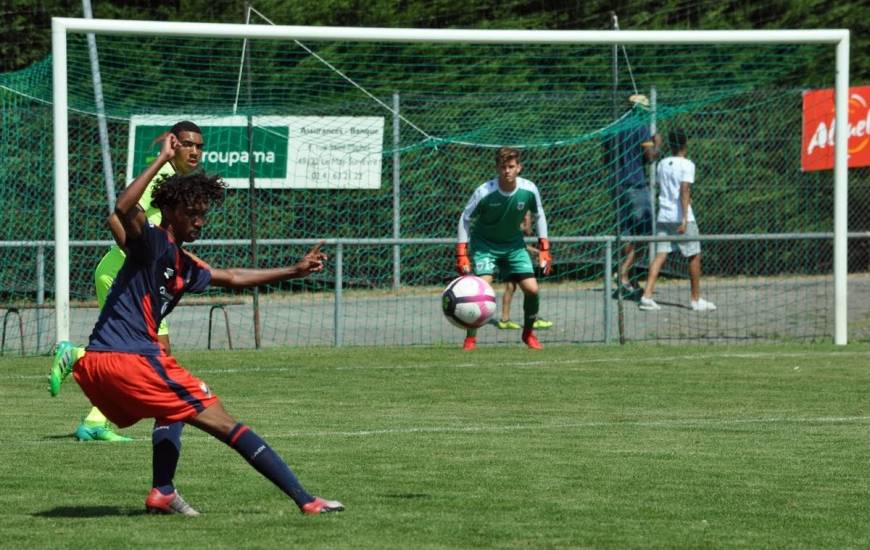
[470,237,534,280]
[94,245,170,336]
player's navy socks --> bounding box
[226,423,314,507]
[523,293,540,330]
[152,421,184,495]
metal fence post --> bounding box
[36,245,45,352]
[392,91,401,290]
[604,239,613,344]
[334,242,343,347]
[649,86,658,266]
[82,0,116,214]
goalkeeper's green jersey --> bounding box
[458,176,549,246]
[139,161,176,226]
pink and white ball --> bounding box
[441,275,497,329]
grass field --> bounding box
[2,344,870,549]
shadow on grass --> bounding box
[380,493,431,500]
[43,433,75,440]
[34,506,147,518]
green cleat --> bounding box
[74,421,133,442]
[532,319,554,330]
[496,320,522,330]
[48,341,77,397]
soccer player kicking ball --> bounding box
[50,120,206,442]
[456,147,552,350]
[61,134,342,516]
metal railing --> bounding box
[2,231,867,352]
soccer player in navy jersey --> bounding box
[50,120,205,443]
[69,133,343,516]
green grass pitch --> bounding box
[2,344,870,548]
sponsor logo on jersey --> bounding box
[159,285,175,315]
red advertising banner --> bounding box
[802,85,870,172]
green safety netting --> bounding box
[0,32,860,352]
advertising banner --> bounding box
[801,86,870,172]
[128,115,384,188]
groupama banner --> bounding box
[127,115,384,188]
[801,86,870,172]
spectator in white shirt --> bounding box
[638,129,716,312]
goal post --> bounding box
[49,18,851,345]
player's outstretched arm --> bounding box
[106,212,126,249]
[208,242,327,289]
[115,134,177,242]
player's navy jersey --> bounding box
[87,222,211,356]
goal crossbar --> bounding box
[53,18,847,45]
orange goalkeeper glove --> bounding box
[456,243,472,275]
[538,238,552,275]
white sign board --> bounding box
[128,115,384,189]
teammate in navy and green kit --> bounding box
[49,121,204,442]
[456,147,552,350]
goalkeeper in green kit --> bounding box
[456,147,552,350]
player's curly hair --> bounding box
[151,172,227,211]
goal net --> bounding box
[0,21,854,352]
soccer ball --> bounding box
[441,275,497,329]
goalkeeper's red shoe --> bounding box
[301,497,345,515]
[462,336,477,351]
[522,329,542,350]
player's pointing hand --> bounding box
[296,241,327,274]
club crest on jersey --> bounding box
[516,201,525,210]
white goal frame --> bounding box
[51,19,851,344]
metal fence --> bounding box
[3,232,868,355]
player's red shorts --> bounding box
[73,351,219,428]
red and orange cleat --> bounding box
[522,329,542,350]
[301,497,345,515]
[145,488,200,517]
[462,336,477,350]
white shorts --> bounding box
[655,222,701,257]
